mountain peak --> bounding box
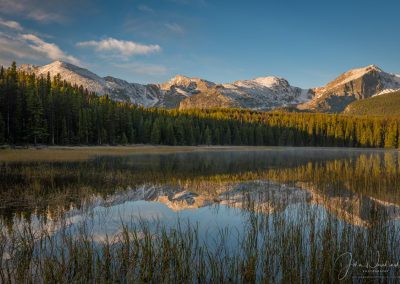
[229,76,290,89]
[172,74,189,80]
[48,60,83,71]
[366,64,382,72]
[161,74,215,91]
[50,60,71,67]
[167,74,208,84]
[52,60,66,65]
[298,64,400,112]
[323,64,385,90]
[252,76,288,87]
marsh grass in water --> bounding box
[0,148,400,283]
[1,203,399,283]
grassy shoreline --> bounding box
[0,145,277,162]
[0,144,398,162]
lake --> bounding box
[1,147,399,283]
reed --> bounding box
[1,197,399,283]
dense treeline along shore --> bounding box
[0,62,399,148]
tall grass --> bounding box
[1,149,399,283]
[1,196,399,283]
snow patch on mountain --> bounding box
[218,76,312,109]
[18,61,400,112]
[316,65,400,97]
[19,61,162,106]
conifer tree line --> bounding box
[0,62,399,148]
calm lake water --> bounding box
[1,147,400,282]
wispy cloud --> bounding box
[0,31,41,60]
[165,23,185,34]
[77,37,161,57]
[27,10,66,23]
[0,0,66,23]
[137,4,154,13]
[0,17,23,31]
[21,34,80,64]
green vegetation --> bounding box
[1,61,400,148]
[1,149,399,283]
[2,206,398,283]
[343,91,400,116]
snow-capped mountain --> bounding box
[18,61,313,110]
[179,76,312,110]
[223,76,312,107]
[298,65,400,112]
[156,75,216,108]
[18,61,400,112]
[18,61,219,108]
[160,74,215,94]
[18,61,162,106]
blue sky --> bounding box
[0,0,399,87]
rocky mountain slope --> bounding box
[19,61,163,106]
[298,65,400,113]
[18,61,218,108]
[18,61,312,110]
[18,61,400,112]
[179,76,312,110]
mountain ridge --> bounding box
[17,61,400,113]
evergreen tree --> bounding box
[0,61,400,148]
[120,133,128,145]
[164,120,176,145]
[150,119,161,144]
[203,127,212,145]
[0,114,4,144]
[255,126,263,146]
[286,130,295,146]
[384,122,398,148]
[26,85,47,144]
[233,126,242,145]
[224,126,232,145]
[61,117,69,144]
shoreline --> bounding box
[0,144,398,162]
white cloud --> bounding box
[165,23,185,34]
[77,37,161,57]
[0,32,41,60]
[21,34,80,65]
[0,18,23,31]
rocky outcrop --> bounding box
[178,89,238,110]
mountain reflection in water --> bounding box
[1,148,399,231]
[1,148,400,283]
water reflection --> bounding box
[1,148,400,282]
[1,148,399,228]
